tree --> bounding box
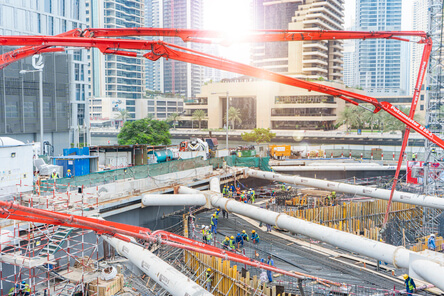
[228,107,242,129]
[117,118,171,145]
[337,106,358,131]
[241,128,276,144]
[115,109,131,124]
[192,110,206,130]
[379,106,422,139]
[168,112,181,129]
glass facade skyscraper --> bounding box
[355,0,404,95]
[0,0,89,149]
[145,0,204,98]
[87,0,144,121]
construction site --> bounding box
[2,0,444,294]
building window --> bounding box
[420,105,424,111]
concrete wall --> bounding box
[0,144,33,196]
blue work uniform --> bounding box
[267,258,274,283]
[235,234,244,247]
[210,216,217,234]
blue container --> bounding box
[154,150,173,162]
[54,155,92,177]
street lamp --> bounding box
[20,55,44,155]
[212,91,229,150]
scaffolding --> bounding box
[0,181,100,296]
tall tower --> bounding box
[355,0,403,95]
[87,0,144,122]
[145,0,204,98]
[145,0,163,93]
[252,0,344,81]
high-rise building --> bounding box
[145,0,204,98]
[0,0,89,149]
[144,0,162,93]
[252,0,344,81]
[410,0,429,95]
[87,0,145,121]
[343,50,356,87]
[355,0,404,95]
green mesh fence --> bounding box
[40,157,224,192]
[224,156,271,171]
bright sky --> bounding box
[204,0,415,61]
[203,0,253,63]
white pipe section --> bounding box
[271,165,404,172]
[103,236,212,296]
[410,260,444,290]
[247,169,444,210]
[307,162,382,166]
[142,194,206,207]
[178,184,412,269]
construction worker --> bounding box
[246,189,252,202]
[251,188,256,203]
[201,225,207,243]
[222,236,230,250]
[267,255,274,283]
[331,191,336,199]
[210,214,218,234]
[214,208,220,219]
[229,236,236,251]
[235,233,244,248]
[241,230,249,242]
[251,230,259,244]
[222,208,228,219]
[21,281,30,296]
[281,183,286,190]
[205,268,214,291]
[66,169,72,178]
[240,191,245,202]
[236,185,241,197]
[206,226,212,244]
[222,185,227,196]
[403,274,416,295]
[51,169,59,179]
[428,233,436,251]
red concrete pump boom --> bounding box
[0,28,437,231]
[0,201,342,285]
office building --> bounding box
[181,78,360,130]
[145,0,204,97]
[86,0,145,121]
[355,0,404,95]
[0,0,89,150]
[252,0,344,81]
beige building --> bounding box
[288,0,344,81]
[182,78,358,130]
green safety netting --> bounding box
[40,157,224,192]
[224,156,271,171]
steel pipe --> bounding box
[246,169,444,210]
[142,194,206,207]
[103,236,212,296]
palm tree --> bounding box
[228,107,242,129]
[115,109,131,125]
[168,113,181,129]
[337,106,355,132]
[192,110,206,130]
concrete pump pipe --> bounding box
[142,194,206,207]
[178,184,412,269]
[103,236,212,296]
[246,169,444,210]
[410,259,444,290]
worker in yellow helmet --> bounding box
[205,268,213,291]
[403,274,416,295]
[251,230,259,244]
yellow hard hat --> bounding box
[242,230,246,233]
[67,169,71,172]
[217,208,220,211]
[230,236,234,239]
[213,214,216,217]
[252,230,256,233]
[207,268,211,272]
[402,274,409,280]
[225,236,229,240]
